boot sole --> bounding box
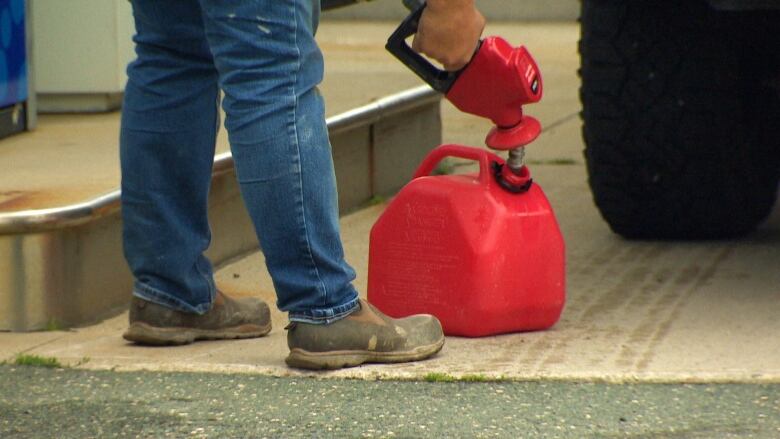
[123,321,272,346]
[285,337,445,370]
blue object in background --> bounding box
[0,0,27,107]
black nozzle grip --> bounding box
[385,2,462,93]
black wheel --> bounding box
[580,0,780,240]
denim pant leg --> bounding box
[121,0,220,314]
[198,0,359,323]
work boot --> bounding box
[285,300,445,370]
[123,291,272,346]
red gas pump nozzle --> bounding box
[387,2,543,192]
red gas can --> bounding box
[367,145,565,337]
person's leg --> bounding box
[121,0,270,345]
[197,0,359,323]
[121,0,219,313]
[197,0,443,369]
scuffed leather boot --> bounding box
[123,291,271,345]
[286,300,444,370]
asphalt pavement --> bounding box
[2,366,779,438]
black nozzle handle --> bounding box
[385,1,463,93]
[402,0,426,11]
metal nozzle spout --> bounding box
[506,148,525,173]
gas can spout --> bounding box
[485,115,542,152]
[386,1,544,192]
[494,148,533,194]
[507,148,525,172]
[444,37,543,143]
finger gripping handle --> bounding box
[413,145,497,186]
[385,1,463,93]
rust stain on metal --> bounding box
[92,202,121,218]
[0,187,114,215]
[0,191,36,211]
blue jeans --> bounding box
[120,0,359,323]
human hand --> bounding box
[411,0,485,71]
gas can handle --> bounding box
[413,145,495,186]
[385,1,466,93]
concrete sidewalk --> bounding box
[2,22,779,383]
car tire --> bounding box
[580,0,780,239]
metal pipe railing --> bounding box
[0,86,439,234]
